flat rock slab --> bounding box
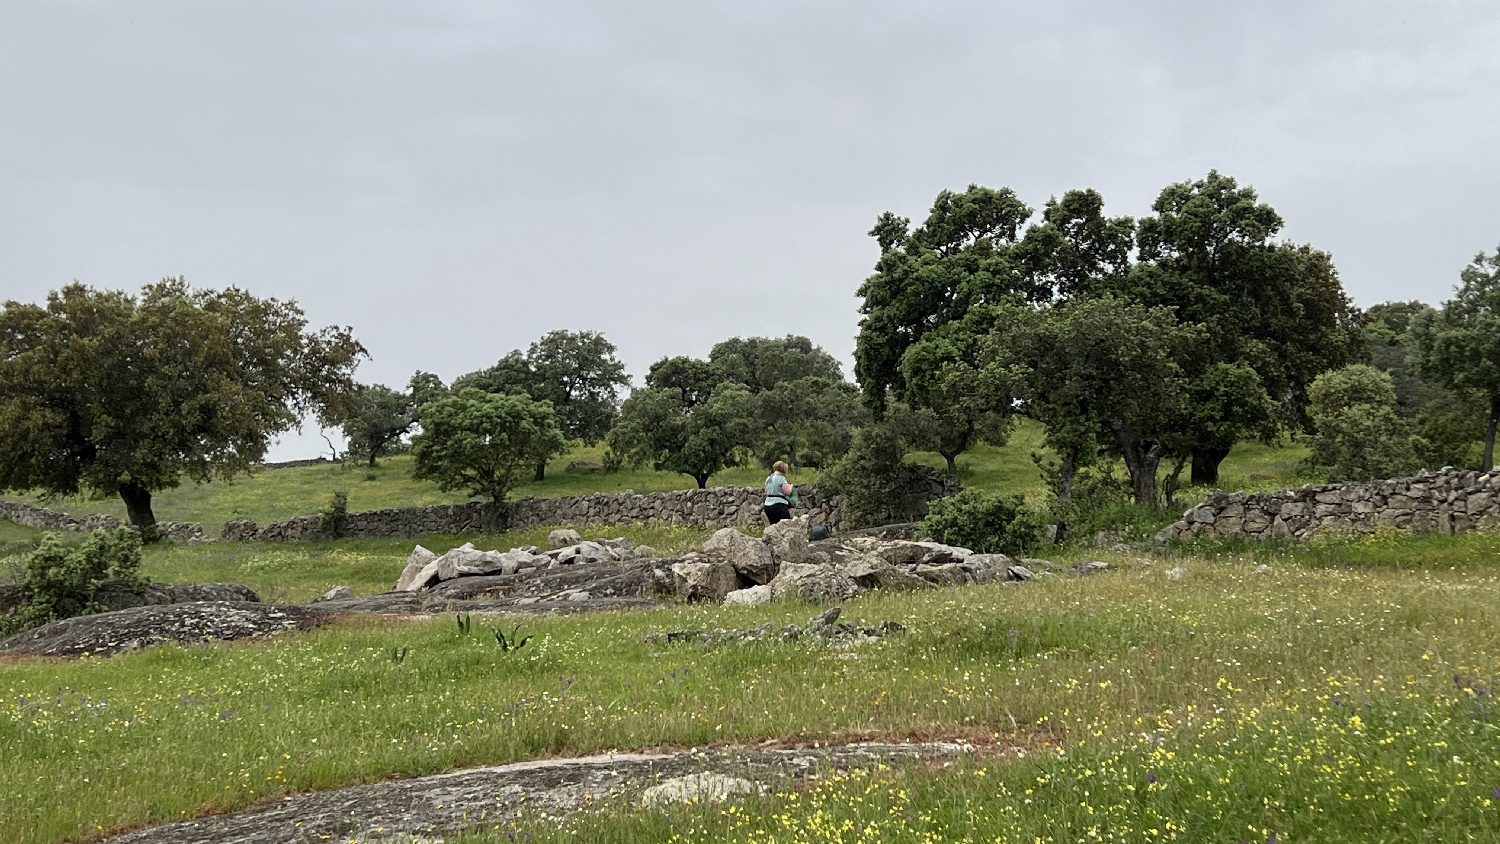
[104,742,972,844]
[0,602,326,657]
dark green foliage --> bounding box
[607,384,755,488]
[644,356,724,408]
[1413,245,1500,469]
[410,388,568,503]
[453,331,629,480]
[319,491,350,538]
[341,384,417,466]
[854,185,1037,414]
[709,336,844,392]
[9,528,144,631]
[1303,365,1419,482]
[750,377,867,469]
[918,489,1044,556]
[455,331,629,445]
[817,414,936,528]
[979,296,1204,506]
[493,624,533,652]
[0,279,365,530]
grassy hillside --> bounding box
[3,529,1499,843]
[0,422,1314,533]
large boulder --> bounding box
[837,555,933,592]
[395,545,438,591]
[723,584,773,606]
[702,528,776,584]
[914,562,971,586]
[435,544,508,579]
[768,563,859,603]
[959,553,1018,584]
[549,528,582,549]
[763,516,810,566]
[551,541,614,566]
[670,560,741,603]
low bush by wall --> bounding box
[1159,467,1500,544]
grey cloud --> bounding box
[1,1,1496,458]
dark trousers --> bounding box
[764,503,792,525]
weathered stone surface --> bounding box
[0,602,326,657]
[395,545,439,591]
[101,742,973,844]
[315,585,354,603]
[435,544,507,579]
[768,563,859,603]
[836,555,933,592]
[643,773,758,807]
[702,527,777,584]
[671,560,741,603]
[915,562,971,586]
[723,584,773,606]
[763,516,811,566]
[549,528,582,549]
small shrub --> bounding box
[819,423,938,528]
[7,528,144,632]
[319,491,349,538]
[918,489,1045,555]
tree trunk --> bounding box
[1485,397,1499,471]
[118,483,159,539]
[1162,455,1190,508]
[942,452,959,475]
[367,450,379,467]
[694,473,710,489]
[1190,442,1233,487]
[534,459,547,482]
[1112,422,1163,507]
[1057,449,1077,505]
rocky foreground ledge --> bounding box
[104,740,985,844]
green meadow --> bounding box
[2,529,1498,843]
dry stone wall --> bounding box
[1159,467,1500,544]
[224,474,959,542]
[230,486,841,542]
[0,501,205,541]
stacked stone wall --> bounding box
[1159,468,1500,544]
[225,473,959,542]
[0,501,204,540]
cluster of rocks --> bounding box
[391,529,655,592]
[387,517,1109,613]
[1158,467,1500,544]
[673,517,1105,607]
[0,501,207,541]
[644,606,906,647]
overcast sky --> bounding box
[3,1,1497,459]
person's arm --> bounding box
[781,482,793,496]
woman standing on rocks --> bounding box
[764,461,795,525]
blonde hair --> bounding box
[772,461,789,474]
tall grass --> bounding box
[3,546,1499,843]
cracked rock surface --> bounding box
[0,602,327,657]
[103,742,974,844]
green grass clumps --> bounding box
[4,540,1500,843]
[474,680,1500,843]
